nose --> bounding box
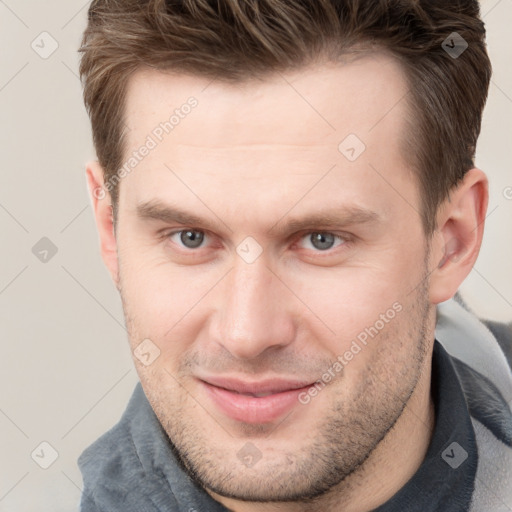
[210,256,296,360]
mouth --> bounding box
[197,376,315,424]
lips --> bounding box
[198,376,314,424]
[201,376,312,395]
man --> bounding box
[77,1,512,510]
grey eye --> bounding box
[309,232,336,251]
[179,230,205,249]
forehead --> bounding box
[124,52,410,149]
[120,53,417,229]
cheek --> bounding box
[284,244,426,360]
[288,262,417,334]
[119,248,222,345]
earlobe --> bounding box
[85,161,120,288]
[428,168,488,305]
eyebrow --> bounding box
[270,207,380,236]
[135,200,380,237]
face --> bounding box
[112,54,437,502]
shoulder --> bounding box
[435,297,512,509]
[77,383,179,512]
[435,296,512,445]
[481,318,512,370]
[78,414,141,497]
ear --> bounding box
[85,161,120,289]
[428,168,488,304]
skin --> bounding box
[87,52,488,512]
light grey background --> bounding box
[0,1,511,511]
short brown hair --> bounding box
[79,0,491,234]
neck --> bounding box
[208,353,435,512]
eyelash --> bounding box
[163,229,352,255]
